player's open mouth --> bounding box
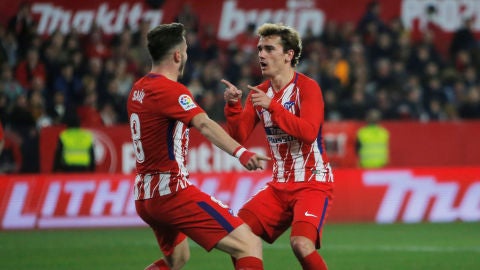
[260,62,267,69]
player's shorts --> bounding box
[238,180,334,249]
[135,185,244,255]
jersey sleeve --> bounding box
[268,79,324,144]
[224,93,258,144]
[151,83,204,125]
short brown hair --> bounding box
[147,23,186,63]
[257,23,302,67]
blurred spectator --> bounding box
[174,3,199,33]
[449,17,477,60]
[357,1,386,46]
[15,48,47,90]
[47,91,66,125]
[53,61,83,107]
[199,90,225,122]
[0,127,22,174]
[8,93,36,136]
[99,102,118,126]
[458,86,480,119]
[321,21,343,49]
[331,48,350,87]
[29,89,52,129]
[199,23,220,61]
[233,22,258,55]
[374,89,397,120]
[356,108,389,169]
[0,63,25,103]
[103,78,127,122]
[53,112,95,172]
[76,90,104,127]
[397,86,428,121]
[0,26,19,67]
[324,90,342,121]
[427,98,448,121]
[7,1,36,58]
[341,83,371,120]
[84,26,111,60]
[8,93,39,173]
[113,58,135,97]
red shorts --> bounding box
[135,185,244,255]
[238,181,334,248]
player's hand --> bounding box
[248,85,272,109]
[221,79,242,105]
[243,152,271,171]
[234,146,271,171]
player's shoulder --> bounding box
[256,80,270,91]
[296,72,321,90]
[297,72,319,86]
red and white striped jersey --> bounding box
[225,72,333,183]
[127,73,204,199]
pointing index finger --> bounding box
[247,85,262,93]
[221,79,234,88]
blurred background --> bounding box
[0,0,479,269]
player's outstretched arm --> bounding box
[191,113,270,170]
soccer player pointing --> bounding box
[223,23,334,270]
[127,23,268,270]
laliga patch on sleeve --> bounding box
[178,94,197,111]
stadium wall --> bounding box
[1,168,479,230]
[39,121,480,173]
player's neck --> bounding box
[270,69,295,92]
[150,65,179,82]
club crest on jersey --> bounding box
[178,94,197,111]
[283,101,295,110]
[132,89,145,103]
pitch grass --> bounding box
[1,222,479,270]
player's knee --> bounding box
[290,236,315,258]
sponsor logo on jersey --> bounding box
[178,94,197,111]
[304,211,318,218]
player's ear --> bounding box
[285,49,294,63]
[173,50,181,63]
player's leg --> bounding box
[215,223,264,269]
[291,224,327,270]
[136,199,190,270]
[144,237,189,270]
[170,186,264,269]
[290,183,333,270]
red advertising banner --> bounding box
[1,167,479,230]
[2,0,480,50]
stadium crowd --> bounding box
[1,1,480,173]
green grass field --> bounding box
[1,222,479,270]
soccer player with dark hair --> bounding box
[127,23,268,270]
[222,23,334,270]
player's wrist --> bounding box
[233,146,255,166]
[233,146,247,158]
